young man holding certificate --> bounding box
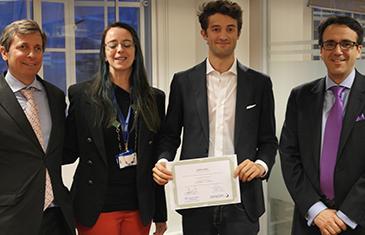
[152,0,278,234]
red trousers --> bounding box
[76,210,151,235]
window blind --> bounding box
[308,0,365,14]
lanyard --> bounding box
[111,85,135,151]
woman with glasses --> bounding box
[63,22,167,235]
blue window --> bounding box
[0,0,151,93]
[0,0,32,72]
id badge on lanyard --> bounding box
[111,86,137,169]
[116,148,137,169]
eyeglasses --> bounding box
[104,40,135,50]
[321,41,358,51]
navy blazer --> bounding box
[63,80,167,227]
[280,70,365,234]
[0,71,75,235]
[158,59,278,221]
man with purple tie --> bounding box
[280,15,365,235]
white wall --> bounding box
[267,0,314,204]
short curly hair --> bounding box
[198,0,243,35]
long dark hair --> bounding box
[89,22,160,132]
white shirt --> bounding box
[206,58,268,174]
[206,58,237,157]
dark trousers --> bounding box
[182,204,259,235]
[38,207,74,235]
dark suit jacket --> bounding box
[158,59,278,221]
[280,70,365,234]
[63,80,167,227]
[0,71,75,235]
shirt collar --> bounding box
[5,71,42,93]
[206,57,237,76]
[325,69,355,90]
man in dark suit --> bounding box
[152,1,277,234]
[0,19,75,235]
[280,15,365,235]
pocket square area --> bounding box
[356,113,365,122]
[246,104,256,109]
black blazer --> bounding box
[158,59,278,221]
[280,70,365,234]
[63,80,167,227]
[0,71,75,235]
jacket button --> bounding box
[39,187,44,192]
[88,180,93,185]
[86,138,92,143]
[87,160,93,165]
[148,141,153,145]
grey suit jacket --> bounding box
[0,71,75,235]
[280,70,365,234]
[158,59,278,221]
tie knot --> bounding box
[20,87,36,101]
[330,86,345,98]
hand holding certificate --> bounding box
[166,155,241,210]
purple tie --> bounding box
[320,86,345,200]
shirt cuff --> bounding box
[337,210,357,229]
[157,158,168,163]
[255,160,268,178]
[306,201,328,226]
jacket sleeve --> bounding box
[153,88,168,222]
[62,84,81,165]
[255,76,278,179]
[157,74,184,161]
[279,88,323,218]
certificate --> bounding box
[166,155,241,210]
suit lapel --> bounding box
[0,73,43,151]
[234,62,253,147]
[307,78,326,171]
[136,116,152,162]
[189,61,209,142]
[83,93,108,165]
[39,77,63,154]
[338,71,365,157]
